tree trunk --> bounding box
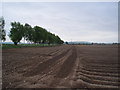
[14,42,17,45]
[24,37,25,44]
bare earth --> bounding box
[2,45,119,88]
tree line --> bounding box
[0,17,64,45]
[0,17,6,42]
[10,22,64,45]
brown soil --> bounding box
[2,45,119,88]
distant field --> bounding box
[2,45,119,88]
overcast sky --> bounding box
[2,2,118,43]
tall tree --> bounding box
[33,26,45,44]
[42,28,48,44]
[56,35,64,44]
[9,22,24,45]
[23,23,33,43]
[47,32,56,44]
[0,17,6,41]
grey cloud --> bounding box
[2,2,118,43]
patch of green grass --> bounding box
[2,44,22,49]
[2,44,60,49]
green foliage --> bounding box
[0,17,6,41]
[9,22,24,45]
[9,21,64,45]
[23,23,33,42]
[33,26,43,43]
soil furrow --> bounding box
[76,72,119,83]
[77,75,119,86]
[77,69,119,77]
[55,46,77,78]
[49,46,77,87]
[78,66,119,73]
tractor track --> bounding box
[23,47,71,77]
[49,46,77,87]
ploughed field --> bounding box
[2,45,119,88]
